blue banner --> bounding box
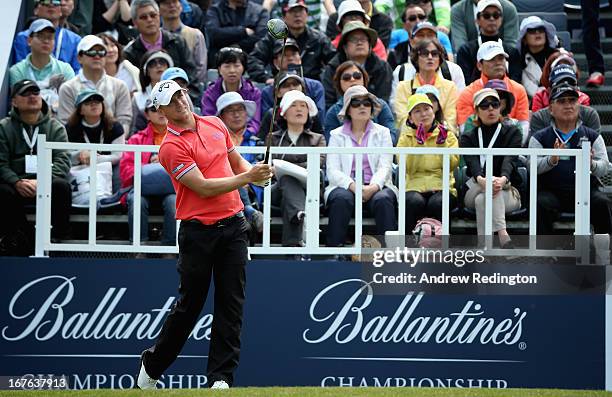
[0,258,607,390]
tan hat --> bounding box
[473,88,500,107]
[338,85,381,120]
[339,21,378,49]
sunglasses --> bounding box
[18,89,41,97]
[146,107,159,113]
[349,98,373,108]
[407,14,427,22]
[477,100,501,110]
[147,58,169,68]
[418,49,440,58]
[82,49,107,57]
[481,12,502,20]
[341,71,363,81]
[527,27,545,34]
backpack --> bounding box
[413,218,443,248]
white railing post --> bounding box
[305,152,320,249]
[484,154,494,247]
[529,154,538,250]
[132,150,142,248]
[33,134,50,257]
[576,140,591,235]
[87,148,97,245]
[398,155,407,237]
[354,152,363,248]
[441,154,450,235]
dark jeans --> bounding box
[143,215,249,387]
[537,189,612,234]
[271,175,306,246]
[326,187,398,246]
[404,191,457,233]
[0,178,71,240]
[581,0,604,74]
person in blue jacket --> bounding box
[13,0,81,73]
[324,60,397,144]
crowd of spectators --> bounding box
[0,0,610,256]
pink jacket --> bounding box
[119,124,156,203]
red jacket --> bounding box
[332,35,388,61]
[531,87,591,112]
[119,124,156,204]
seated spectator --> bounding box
[325,85,397,251]
[414,84,456,134]
[206,0,269,67]
[9,19,75,116]
[132,50,173,134]
[59,0,79,33]
[519,17,559,99]
[530,104,600,139]
[0,80,71,254]
[270,90,325,248]
[202,48,262,135]
[388,6,453,69]
[13,0,82,73]
[394,39,458,134]
[376,0,450,34]
[327,0,388,61]
[456,41,529,136]
[528,83,612,235]
[98,33,141,95]
[322,21,393,108]
[259,39,325,117]
[123,0,198,86]
[325,61,397,144]
[259,71,324,139]
[532,54,590,112]
[216,92,264,234]
[120,99,177,248]
[247,0,336,84]
[158,0,207,85]
[58,35,132,134]
[397,94,459,232]
[456,0,521,85]
[460,88,523,247]
[451,0,518,52]
[92,0,134,45]
[327,0,393,48]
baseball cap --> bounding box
[338,85,381,119]
[339,21,378,48]
[549,64,578,86]
[484,79,515,110]
[406,94,433,115]
[337,0,369,26]
[161,67,190,84]
[143,51,174,71]
[28,19,56,36]
[35,0,61,5]
[415,85,441,101]
[216,92,257,118]
[11,80,40,98]
[276,70,305,88]
[281,0,307,13]
[473,88,500,107]
[550,83,579,101]
[77,35,107,54]
[477,40,508,61]
[144,98,156,112]
[477,0,502,14]
[151,80,187,109]
[75,89,104,106]
[274,38,300,55]
[279,90,318,117]
[411,22,437,38]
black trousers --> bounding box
[581,0,605,74]
[326,187,397,246]
[0,178,71,239]
[404,191,457,233]
[271,175,306,246]
[143,215,249,387]
[537,189,612,234]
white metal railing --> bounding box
[34,135,592,257]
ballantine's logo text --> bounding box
[2,276,212,342]
[303,279,526,345]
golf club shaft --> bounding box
[263,37,287,164]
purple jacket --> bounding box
[201,77,262,137]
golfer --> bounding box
[136,80,273,390]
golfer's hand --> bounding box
[247,163,273,184]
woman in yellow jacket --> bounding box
[397,94,459,232]
[393,39,458,135]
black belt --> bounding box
[185,211,245,228]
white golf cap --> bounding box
[337,0,369,26]
[477,0,502,14]
[477,40,508,61]
[279,90,318,117]
[77,35,107,53]
[28,19,55,35]
[151,80,186,109]
[216,91,257,118]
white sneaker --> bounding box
[137,358,158,390]
[211,380,230,389]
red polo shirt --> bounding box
[158,114,243,225]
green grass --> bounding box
[3,388,612,397]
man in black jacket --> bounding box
[247,0,336,83]
[206,0,269,68]
[325,0,393,48]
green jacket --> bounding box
[0,101,71,184]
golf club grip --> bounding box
[264,37,287,164]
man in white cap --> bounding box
[135,80,272,390]
[57,35,131,134]
[456,0,521,85]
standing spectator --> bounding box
[460,88,523,247]
[98,33,142,95]
[9,19,75,116]
[206,0,269,67]
[529,83,611,234]
[326,0,393,49]
[159,0,208,85]
[13,0,82,73]
[92,0,135,45]
[322,21,393,108]
[451,0,519,53]
[397,94,459,233]
[202,48,262,136]
[518,16,559,98]
[532,54,590,112]
[376,0,450,33]
[456,0,521,85]
[59,0,80,33]
[582,0,605,86]
[325,85,397,250]
[247,0,336,83]
[0,80,71,254]
[58,35,132,135]
[132,50,173,134]
[324,61,397,144]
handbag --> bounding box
[69,162,113,205]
